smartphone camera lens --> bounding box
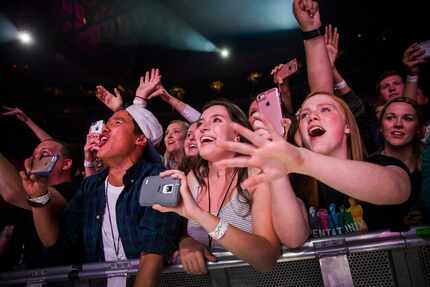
[266,101,270,106]
[163,184,173,194]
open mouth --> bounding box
[167,140,176,145]
[308,126,326,137]
[200,135,216,144]
[390,130,405,137]
[188,143,198,149]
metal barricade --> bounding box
[0,227,429,287]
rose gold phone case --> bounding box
[256,88,284,136]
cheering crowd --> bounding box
[0,0,429,286]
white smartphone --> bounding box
[89,120,104,134]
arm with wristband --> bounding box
[402,43,427,101]
[136,68,201,123]
[294,0,333,93]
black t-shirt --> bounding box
[302,154,410,238]
[0,180,78,271]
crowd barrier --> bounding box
[0,226,429,287]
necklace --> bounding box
[105,179,121,260]
[207,168,239,250]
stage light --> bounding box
[17,31,33,45]
[219,48,230,59]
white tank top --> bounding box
[186,173,253,250]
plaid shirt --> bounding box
[53,159,184,263]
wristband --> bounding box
[334,80,348,90]
[27,192,51,208]
[84,160,96,168]
[302,27,322,40]
[406,75,418,83]
[133,96,148,107]
[208,219,229,240]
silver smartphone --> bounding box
[29,155,59,177]
[139,175,181,207]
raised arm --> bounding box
[2,107,52,142]
[149,88,201,123]
[324,25,352,96]
[216,116,410,206]
[19,158,67,247]
[136,68,201,123]
[271,58,298,114]
[293,0,333,93]
[0,152,29,209]
[402,43,427,101]
[95,85,124,112]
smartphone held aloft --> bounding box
[29,155,59,177]
[256,88,285,136]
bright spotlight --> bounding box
[219,48,230,59]
[17,31,32,45]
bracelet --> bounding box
[208,219,229,240]
[27,192,51,208]
[406,75,418,83]
[84,160,96,168]
[302,27,322,40]
[334,80,348,90]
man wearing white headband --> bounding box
[22,105,184,287]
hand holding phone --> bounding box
[139,175,181,207]
[29,155,59,177]
[272,58,298,85]
[89,120,104,135]
[256,88,285,136]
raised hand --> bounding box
[135,68,162,100]
[147,86,170,102]
[293,0,321,32]
[216,114,305,189]
[324,25,339,68]
[2,106,29,122]
[179,237,217,274]
[19,158,49,198]
[152,170,202,221]
[271,58,298,85]
[95,85,123,112]
[84,132,100,163]
[403,43,426,75]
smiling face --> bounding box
[97,110,146,163]
[381,102,419,148]
[379,74,404,101]
[184,122,199,157]
[164,121,187,154]
[195,105,238,161]
[298,94,350,158]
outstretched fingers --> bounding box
[216,139,255,156]
[215,156,254,170]
[230,123,265,147]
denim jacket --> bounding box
[52,159,184,263]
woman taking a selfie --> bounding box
[154,100,280,275]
